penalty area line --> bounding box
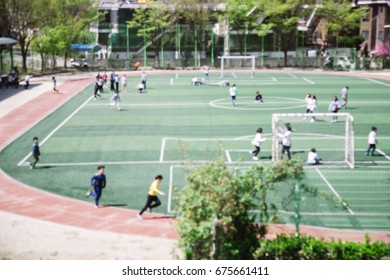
[377,149,390,161]
[315,168,354,215]
[17,95,94,167]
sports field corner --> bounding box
[0,69,389,260]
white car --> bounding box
[70,59,88,68]
[324,56,351,70]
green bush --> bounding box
[254,234,390,260]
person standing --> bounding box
[24,73,31,89]
[204,67,209,85]
[137,175,165,220]
[279,124,292,160]
[110,71,115,91]
[305,94,312,114]
[309,95,317,122]
[340,86,349,109]
[251,127,266,160]
[114,73,119,93]
[87,165,106,208]
[141,71,147,90]
[121,74,127,93]
[52,77,59,94]
[229,84,237,106]
[30,136,40,169]
[328,96,341,122]
[366,126,378,156]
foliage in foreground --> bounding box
[176,158,304,260]
[176,158,389,260]
[255,234,390,260]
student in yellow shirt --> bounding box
[137,175,165,220]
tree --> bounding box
[318,0,367,48]
[253,0,315,67]
[177,158,259,260]
[127,4,172,67]
[170,0,216,67]
[177,157,305,260]
[220,0,263,56]
[2,0,42,72]
[46,0,99,68]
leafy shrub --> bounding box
[254,234,390,260]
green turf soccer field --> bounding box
[1,71,389,231]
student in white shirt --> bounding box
[251,127,266,160]
[279,124,292,160]
[366,126,378,156]
[307,148,320,165]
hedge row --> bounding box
[254,234,390,260]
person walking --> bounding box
[87,165,106,208]
[279,124,292,160]
[366,126,378,156]
[52,77,59,94]
[137,175,165,220]
[110,92,121,111]
[29,136,40,169]
[340,86,349,109]
[141,71,147,90]
[328,96,341,122]
[229,84,237,106]
[309,95,317,122]
[251,127,266,160]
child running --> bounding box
[251,127,266,160]
[87,165,106,208]
[137,175,165,220]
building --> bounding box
[358,0,390,55]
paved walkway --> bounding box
[0,70,389,247]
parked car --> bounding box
[70,58,88,68]
[324,56,352,70]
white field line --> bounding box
[231,72,238,78]
[315,168,354,215]
[17,95,94,166]
[377,149,390,161]
[23,160,390,169]
[303,77,315,84]
[287,73,298,78]
[170,78,174,85]
[278,210,389,217]
[363,78,390,87]
[272,77,277,82]
[159,138,166,162]
[86,102,208,107]
[167,165,174,213]
[225,150,232,163]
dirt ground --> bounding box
[0,210,179,260]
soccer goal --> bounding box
[220,55,256,78]
[272,113,355,168]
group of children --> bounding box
[92,71,148,111]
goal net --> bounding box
[272,113,355,168]
[220,55,255,78]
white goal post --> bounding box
[272,113,355,168]
[220,55,256,78]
